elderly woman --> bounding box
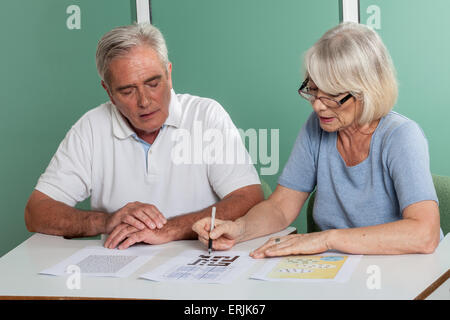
[192,22,442,257]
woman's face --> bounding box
[307,80,362,132]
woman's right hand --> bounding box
[192,217,245,251]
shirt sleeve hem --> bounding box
[215,176,262,199]
[35,182,78,207]
[278,178,315,194]
[400,196,439,213]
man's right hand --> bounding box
[105,201,167,235]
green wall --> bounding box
[0,0,134,257]
[151,0,340,237]
[152,0,339,187]
[360,0,450,178]
[1,1,448,257]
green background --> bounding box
[0,0,134,257]
[0,0,448,257]
[360,0,450,179]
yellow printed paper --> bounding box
[267,255,347,280]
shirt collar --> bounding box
[111,102,134,140]
[164,89,182,128]
[111,89,181,140]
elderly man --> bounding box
[24,23,263,249]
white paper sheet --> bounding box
[39,245,160,278]
[250,253,362,283]
[140,250,255,284]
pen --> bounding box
[208,206,216,255]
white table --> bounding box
[0,229,449,300]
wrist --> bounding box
[234,218,247,243]
[160,220,177,241]
[161,218,195,242]
[74,210,108,237]
[324,229,337,251]
[98,212,110,235]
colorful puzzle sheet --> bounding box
[251,253,362,283]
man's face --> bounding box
[103,45,172,137]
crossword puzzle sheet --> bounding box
[251,254,362,283]
[140,250,255,284]
[39,245,160,278]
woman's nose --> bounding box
[312,97,327,112]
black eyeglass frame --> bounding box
[298,78,353,108]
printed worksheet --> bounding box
[251,253,362,283]
[140,250,255,284]
[39,245,160,278]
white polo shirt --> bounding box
[35,90,260,218]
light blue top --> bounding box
[279,111,441,235]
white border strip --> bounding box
[342,0,359,23]
[136,0,151,23]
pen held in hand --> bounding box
[208,206,216,255]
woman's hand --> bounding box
[250,231,332,258]
[192,217,245,251]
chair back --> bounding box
[306,190,319,233]
[432,174,450,236]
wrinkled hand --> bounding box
[105,202,167,235]
[192,217,244,251]
[250,232,332,259]
[104,223,171,249]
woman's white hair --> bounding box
[96,23,169,86]
[303,22,398,125]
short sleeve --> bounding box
[35,126,92,206]
[278,112,320,192]
[204,102,261,198]
[384,121,438,212]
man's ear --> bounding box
[101,80,115,104]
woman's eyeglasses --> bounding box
[298,78,353,108]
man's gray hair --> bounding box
[96,23,169,86]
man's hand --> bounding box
[104,223,171,249]
[105,202,167,235]
[104,185,264,250]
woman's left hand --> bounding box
[250,231,333,258]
